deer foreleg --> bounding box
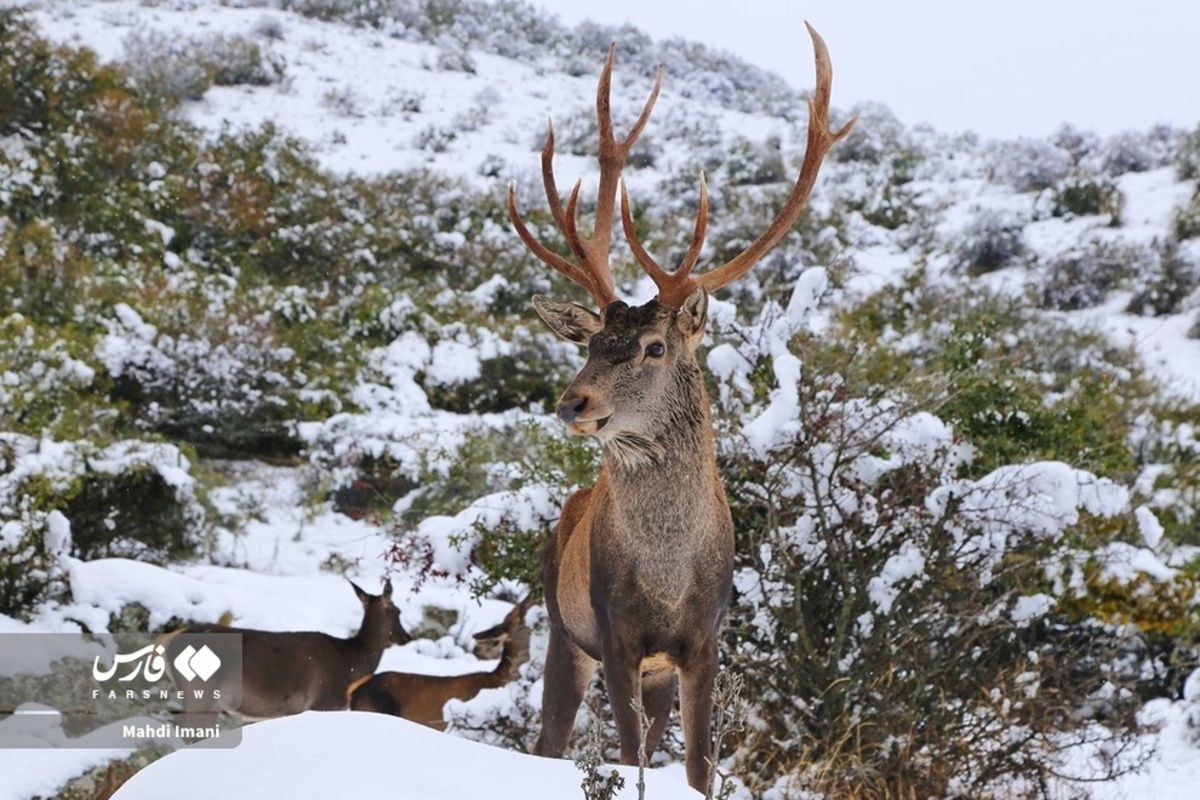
[678,641,718,792]
[602,641,645,768]
[533,627,594,758]
[640,668,677,763]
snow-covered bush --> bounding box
[955,208,1028,275]
[987,138,1072,192]
[1100,127,1177,176]
[122,29,285,105]
[829,103,921,172]
[1177,124,1200,181]
[0,434,204,615]
[98,301,320,457]
[1038,239,1150,311]
[1174,189,1200,241]
[434,41,476,74]
[702,275,1169,796]
[722,135,787,187]
[1127,240,1200,317]
[1,9,132,136]
[0,314,103,440]
[1053,124,1102,167]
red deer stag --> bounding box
[345,593,534,729]
[164,579,410,724]
[506,24,853,792]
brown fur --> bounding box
[533,292,735,792]
[510,28,850,792]
[346,595,534,729]
[165,580,410,725]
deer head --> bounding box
[347,594,536,729]
[470,593,535,662]
[509,23,854,459]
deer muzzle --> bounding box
[556,392,610,436]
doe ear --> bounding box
[532,294,603,345]
[676,286,708,342]
[349,580,370,606]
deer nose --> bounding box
[557,395,588,423]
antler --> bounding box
[507,44,664,310]
[621,22,856,309]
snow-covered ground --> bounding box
[3,1,1200,798]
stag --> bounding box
[164,579,411,724]
[506,23,853,792]
[346,594,534,729]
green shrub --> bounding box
[1174,190,1200,240]
[0,10,144,137]
[1127,239,1199,316]
[834,278,1153,481]
[1051,176,1124,223]
[0,314,111,441]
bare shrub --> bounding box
[1038,239,1150,311]
[122,29,284,105]
[955,209,1028,275]
[987,138,1071,192]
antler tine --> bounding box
[589,45,664,298]
[507,182,606,302]
[693,22,856,296]
[619,178,672,285]
[507,46,664,310]
[620,174,712,309]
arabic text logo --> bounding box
[92,644,168,683]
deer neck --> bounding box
[346,605,390,670]
[601,362,716,481]
[484,637,530,689]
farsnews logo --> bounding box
[171,644,221,682]
[0,632,243,749]
[92,643,221,683]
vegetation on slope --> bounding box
[3,4,1200,797]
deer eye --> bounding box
[644,342,665,359]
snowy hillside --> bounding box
[2,0,1200,798]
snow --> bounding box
[1136,504,1166,550]
[927,461,1131,540]
[866,542,925,615]
[4,0,1200,798]
[109,711,700,800]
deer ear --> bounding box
[532,294,603,344]
[676,286,708,342]
[382,578,393,600]
[349,580,369,605]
